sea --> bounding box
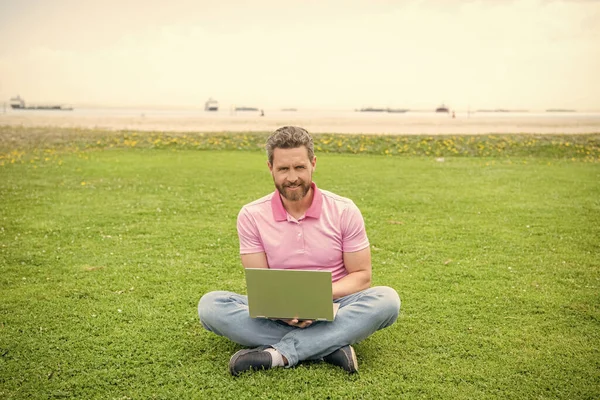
[2,106,600,135]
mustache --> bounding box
[284,181,304,188]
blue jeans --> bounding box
[198,286,400,367]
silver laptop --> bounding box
[245,268,340,321]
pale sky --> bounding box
[1,0,599,110]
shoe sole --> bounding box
[348,346,358,373]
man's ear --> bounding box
[267,160,273,172]
[312,156,317,170]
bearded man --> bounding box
[198,126,400,376]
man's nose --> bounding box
[287,170,298,182]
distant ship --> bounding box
[9,95,73,111]
[204,98,219,111]
[235,107,259,112]
[435,104,449,113]
[359,107,386,112]
[358,107,409,113]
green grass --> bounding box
[0,127,599,399]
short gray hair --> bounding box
[266,126,315,165]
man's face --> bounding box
[268,147,316,202]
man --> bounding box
[198,126,400,376]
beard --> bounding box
[275,179,311,202]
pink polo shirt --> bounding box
[237,182,370,282]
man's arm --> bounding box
[332,246,372,300]
[240,252,269,269]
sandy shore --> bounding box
[1,110,599,135]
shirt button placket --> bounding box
[297,221,305,252]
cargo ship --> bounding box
[9,95,73,110]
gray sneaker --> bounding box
[323,345,358,373]
[229,346,273,376]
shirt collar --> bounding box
[271,182,322,221]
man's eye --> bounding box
[296,166,305,169]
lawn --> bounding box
[0,127,599,399]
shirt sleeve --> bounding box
[237,207,265,254]
[340,202,370,253]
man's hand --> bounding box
[278,318,313,329]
